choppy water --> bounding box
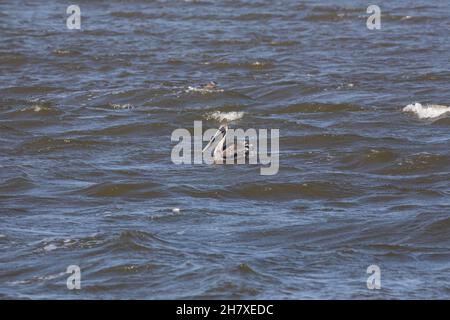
[1,0,449,299]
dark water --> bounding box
[1,0,449,299]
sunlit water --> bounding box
[0,0,449,299]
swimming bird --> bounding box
[202,121,250,164]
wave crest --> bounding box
[403,103,450,119]
[205,111,244,122]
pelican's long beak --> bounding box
[202,128,223,153]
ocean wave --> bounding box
[52,49,80,56]
[403,103,450,119]
[79,122,165,136]
[0,177,35,193]
[0,53,29,66]
[281,133,381,148]
[105,230,170,253]
[96,262,160,275]
[433,117,450,126]
[1,86,61,95]
[201,60,274,70]
[310,6,362,13]
[382,14,436,23]
[176,181,361,200]
[19,104,62,116]
[110,11,154,19]
[422,217,450,234]
[43,244,57,252]
[185,86,224,94]
[108,103,134,110]
[375,152,449,175]
[17,136,110,155]
[304,12,350,22]
[340,148,398,170]
[233,13,283,21]
[205,111,244,122]
[278,102,362,113]
[77,181,166,198]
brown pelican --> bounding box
[202,121,250,164]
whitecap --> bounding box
[403,103,450,119]
[109,103,133,110]
[185,86,224,94]
[38,272,66,281]
[20,105,46,112]
[205,111,244,122]
[44,244,57,252]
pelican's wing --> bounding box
[222,140,249,160]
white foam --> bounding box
[20,105,45,112]
[403,103,450,119]
[110,103,133,110]
[172,208,181,214]
[38,272,66,281]
[206,111,244,122]
[44,244,57,252]
[185,86,224,94]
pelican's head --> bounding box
[202,121,228,153]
